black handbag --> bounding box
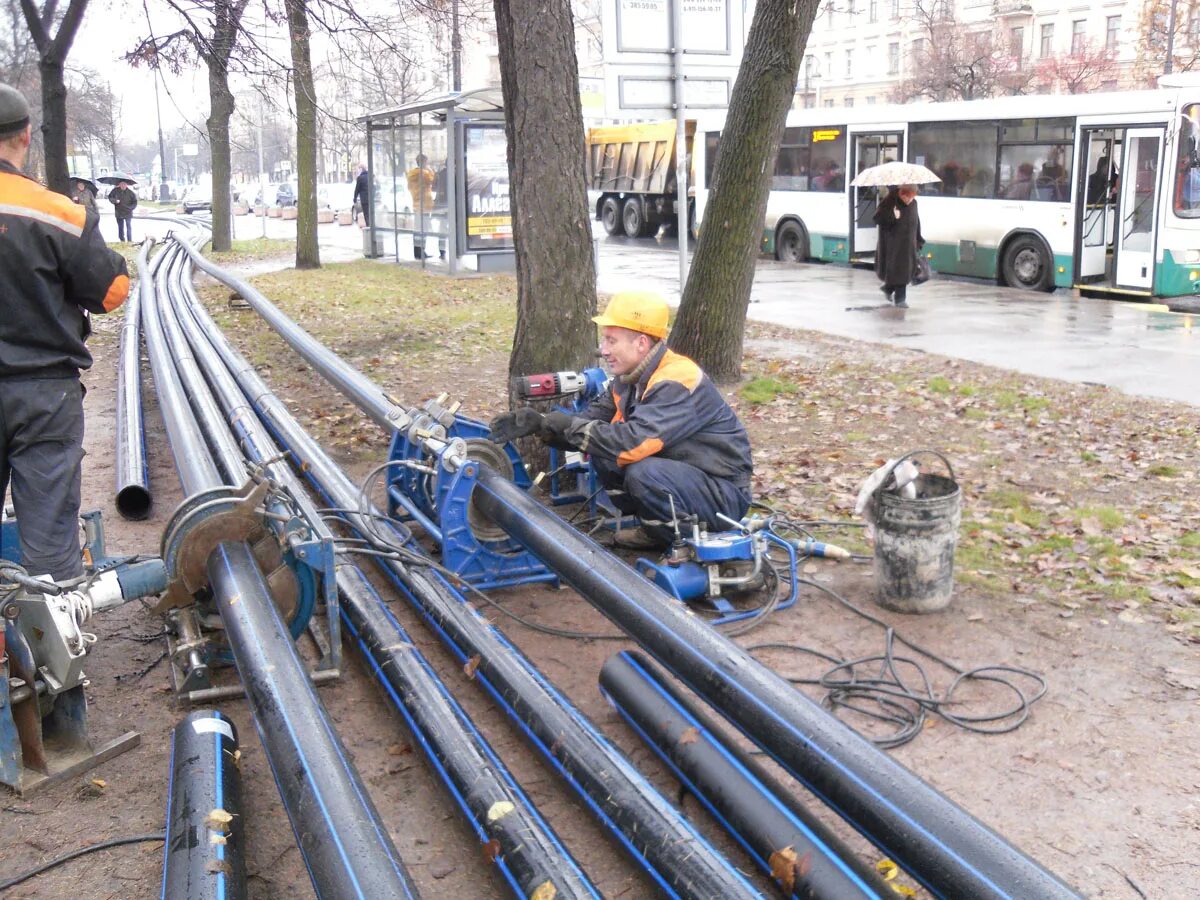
[912,251,931,285]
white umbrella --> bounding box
[851,161,941,188]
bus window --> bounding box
[809,127,846,191]
[773,127,811,191]
[998,143,1072,201]
[908,121,998,198]
[1175,103,1200,218]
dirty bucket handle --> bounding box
[872,449,956,502]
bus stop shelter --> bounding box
[358,88,514,274]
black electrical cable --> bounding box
[0,833,165,892]
[747,576,1047,749]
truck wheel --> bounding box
[622,198,653,238]
[601,197,625,236]
[1001,235,1052,292]
[775,221,808,263]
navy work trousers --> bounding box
[591,454,751,543]
[0,377,85,580]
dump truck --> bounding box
[585,120,695,237]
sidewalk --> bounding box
[594,237,1200,407]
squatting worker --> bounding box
[489,291,753,549]
[0,83,131,580]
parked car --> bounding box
[275,182,297,206]
[318,182,355,211]
[180,184,212,214]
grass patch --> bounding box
[1080,450,1099,462]
[1180,532,1200,549]
[956,384,979,397]
[963,407,987,421]
[740,376,798,405]
[1020,395,1050,415]
[927,375,952,394]
[210,237,296,264]
[993,389,1019,410]
[1147,464,1181,478]
[1075,505,1125,530]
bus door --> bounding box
[1114,128,1164,291]
[850,131,903,260]
[1076,129,1119,284]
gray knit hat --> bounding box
[0,84,31,137]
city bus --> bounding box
[692,84,1200,299]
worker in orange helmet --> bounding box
[490,291,753,549]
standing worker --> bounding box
[873,184,925,308]
[353,162,370,227]
[0,83,131,580]
[489,291,753,549]
[107,178,137,242]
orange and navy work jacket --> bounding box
[0,160,129,377]
[569,344,753,490]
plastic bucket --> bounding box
[872,451,961,614]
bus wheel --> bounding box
[1001,235,1052,291]
[622,198,653,238]
[775,221,808,263]
[601,197,625,236]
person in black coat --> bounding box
[107,180,137,242]
[873,184,924,308]
[352,163,369,227]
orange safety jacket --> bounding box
[0,161,129,377]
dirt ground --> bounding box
[1,253,1198,900]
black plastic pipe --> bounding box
[601,651,890,900]
[167,247,598,899]
[162,709,247,900]
[170,247,762,899]
[144,241,420,899]
[180,237,1075,900]
[473,471,1079,900]
[115,239,154,519]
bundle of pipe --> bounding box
[162,710,247,899]
[174,238,763,899]
[115,239,154,519]
[601,651,889,900]
[141,237,420,899]
[181,240,1079,900]
[165,236,598,899]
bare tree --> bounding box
[17,0,88,194]
[1135,0,1200,85]
[493,0,597,401]
[670,0,817,382]
[1036,39,1119,94]
[128,0,250,251]
[285,0,318,268]
[892,1,1012,103]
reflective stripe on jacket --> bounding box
[568,344,753,490]
[0,161,130,376]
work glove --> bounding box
[488,407,544,444]
[540,410,578,450]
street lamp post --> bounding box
[1166,0,1179,75]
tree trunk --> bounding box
[493,0,597,392]
[669,0,817,383]
[286,0,319,270]
[208,70,234,251]
[38,55,67,193]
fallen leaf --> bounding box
[464,655,482,679]
[678,726,700,746]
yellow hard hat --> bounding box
[592,291,669,340]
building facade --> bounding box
[799,0,1146,109]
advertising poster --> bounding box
[462,124,513,252]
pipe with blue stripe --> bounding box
[600,651,890,900]
[145,239,419,899]
[171,241,763,899]
[473,470,1080,900]
[162,710,247,900]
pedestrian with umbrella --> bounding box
[852,161,938,308]
[69,175,98,214]
[101,173,138,242]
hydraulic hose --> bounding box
[115,239,154,519]
[170,241,763,900]
[143,240,420,899]
[168,247,599,900]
